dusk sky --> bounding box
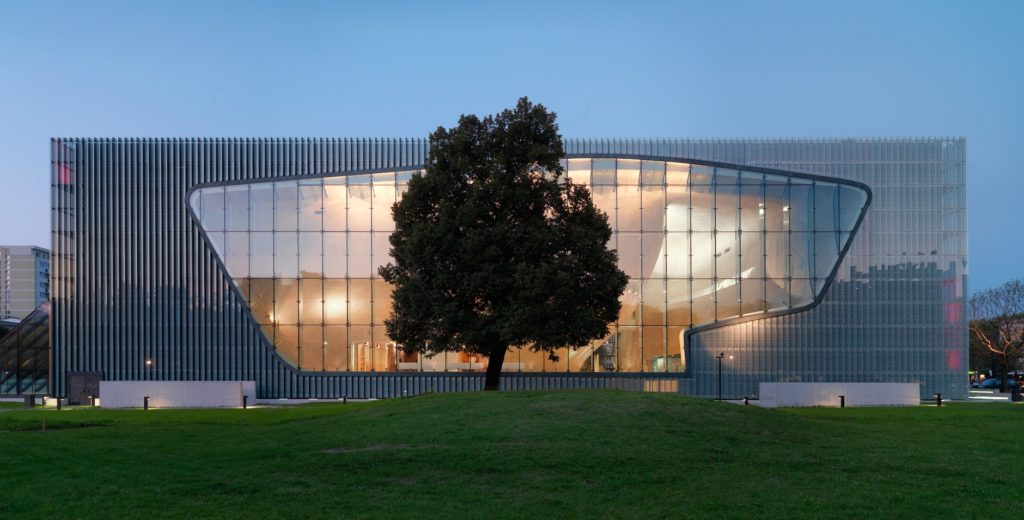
[1,0,1020,293]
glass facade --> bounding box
[190,160,867,374]
[674,139,970,400]
[0,302,49,394]
[50,138,967,400]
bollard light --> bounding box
[934,393,942,407]
[715,353,725,401]
[743,396,749,406]
[343,395,348,405]
[243,395,248,409]
[839,395,846,408]
[56,398,62,411]
[144,395,150,410]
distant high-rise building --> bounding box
[0,245,50,320]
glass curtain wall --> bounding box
[0,302,50,394]
[191,160,866,374]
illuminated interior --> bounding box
[190,159,867,373]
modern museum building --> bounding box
[29,137,967,401]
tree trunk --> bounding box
[484,345,507,391]
[1001,357,1010,393]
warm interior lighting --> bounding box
[324,298,345,318]
[193,157,866,375]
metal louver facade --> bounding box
[50,138,968,399]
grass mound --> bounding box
[0,391,1019,518]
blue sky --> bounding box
[0,0,1020,292]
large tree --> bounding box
[969,279,1024,392]
[968,322,995,375]
[379,98,628,390]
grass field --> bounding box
[1,391,1021,518]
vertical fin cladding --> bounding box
[53,138,965,400]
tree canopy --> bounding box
[379,98,628,390]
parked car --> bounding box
[975,378,1018,389]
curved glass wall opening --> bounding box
[190,160,867,374]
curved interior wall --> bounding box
[50,138,967,399]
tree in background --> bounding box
[379,98,628,390]
[969,278,1024,392]
[968,322,994,376]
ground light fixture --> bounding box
[716,353,725,401]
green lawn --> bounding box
[1,391,1020,518]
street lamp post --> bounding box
[716,352,725,401]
